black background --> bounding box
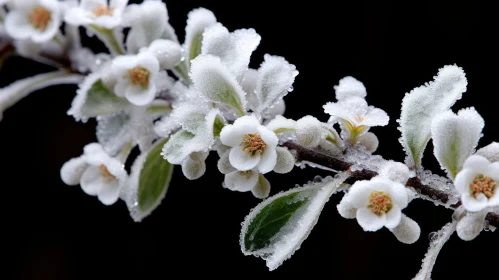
[1,1,496,279]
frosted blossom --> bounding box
[456,209,487,241]
[146,39,182,69]
[4,0,62,43]
[334,76,367,101]
[266,115,296,134]
[220,115,278,174]
[476,142,499,163]
[182,154,207,180]
[225,168,259,192]
[357,132,379,153]
[454,155,499,212]
[64,0,128,29]
[346,176,409,231]
[112,51,160,106]
[378,161,413,184]
[324,96,388,143]
[389,214,421,244]
[60,156,88,186]
[295,116,326,147]
[273,147,295,174]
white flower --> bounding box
[323,96,388,142]
[454,155,499,212]
[220,115,278,174]
[112,51,160,106]
[346,177,409,231]
[80,143,127,205]
[4,0,62,43]
[224,168,271,199]
[64,0,128,29]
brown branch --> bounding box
[283,141,499,229]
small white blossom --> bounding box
[80,143,127,205]
[112,51,160,106]
[454,155,499,212]
[323,96,388,143]
[224,168,270,199]
[64,0,127,29]
[346,177,409,232]
[4,0,62,43]
[220,115,278,174]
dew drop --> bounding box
[428,232,437,241]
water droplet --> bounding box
[428,232,437,241]
[180,56,185,62]
[313,176,323,183]
[288,86,294,92]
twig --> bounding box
[283,141,499,229]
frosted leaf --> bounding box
[255,54,298,114]
[241,173,348,271]
[161,130,200,164]
[128,107,156,152]
[476,142,499,162]
[399,65,467,167]
[431,108,484,179]
[273,147,295,174]
[1,71,83,122]
[334,76,367,101]
[154,115,180,138]
[241,68,259,111]
[124,0,171,53]
[413,221,456,280]
[184,7,217,67]
[456,209,487,241]
[201,23,261,80]
[389,214,421,244]
[190,55,247,116]
[123,138,173,222]
[96,112,132,156]
[266,115,296,134]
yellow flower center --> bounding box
[128,67,150,87]
[99,164,116,182]
[367,191,393,216]
[29,6,51,31]
[469,175,496,199]
[92,5,114,17]
[242,133,267,156]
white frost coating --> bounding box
[251,174,271,199]
[255,54,298,114]
[357,132,379,153]
[184,7,217,65]
[0,71,83,122]
[389,214,421,244]
[431,108,484,179]
[201,23,261,80]
[266,115,296,134]
[181,157,206,180]
[413,221,456,280]
[190,55,247,116]
[240,173,348,271]
[295,116,325,147]
[476,142,499,163]
[399,65,467,167]
[416,169,460,208]
[456,209,487,241]
[334,76,367,101]
[378,160,413,184]
[96,112,132,156]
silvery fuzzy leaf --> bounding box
[96,112,132,156]
[399,65,467,167]
[184,7,217,67]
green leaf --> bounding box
[240,174,347,271]
[80,79,128,117]
[213,115,225,137]
[126,138,174,222]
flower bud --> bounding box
[378,160,413,184]
[217,150,236,174]
[251,174,271,199]
[337,196,357,219]
[181,157,206,180]
[476,142,499,162]
[357,132,379,153]
[273,147,295,174]
[60,156,88,186]
[390,214,421,244]
[147,39,182,69]
[295,116,325,147]
[456,210,487,241]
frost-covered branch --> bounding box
[282,141,499,229]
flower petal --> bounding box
[356,208,386,232]
[97,179,121,205]
[4,11,35,40]
[125,84,156,106]
[80,166,104,196]
[454,169,475,194]
[220,116,259,147]
[387,181,408,209]
[385,205,402,229]
[483,162,499,182]
[229,145,260,171]
[347,180,372,208]
[362,107,389,127]
[461,193,488,212]
[224,169,258,192]
[257,148,277,174]
[251,174,271,199]
[257,125,278,148]
[463,155,490,171]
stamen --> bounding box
[469,175,496,199]
[92,5,114,17]
[128,67,150,87]
[367,191,393,216]
[242,133,267,156]
[99,164,116,182]
[29,6,51,31]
